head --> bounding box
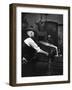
[27,30,35,37]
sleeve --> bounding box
[24,38,41,52]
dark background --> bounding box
[21,13,63,77]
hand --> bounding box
[22,57,28,64]
[45,52,49,56]
[39,49,49,56]
[55,54,58,57]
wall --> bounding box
[22,14,63,26]
[0,0,72,90]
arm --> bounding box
[40,41,57,49]
[24,38,48,56]
[40,41,58,56]
[38,49,49,56]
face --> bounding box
[27,31,34,37]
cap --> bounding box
[24,27,37,33]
